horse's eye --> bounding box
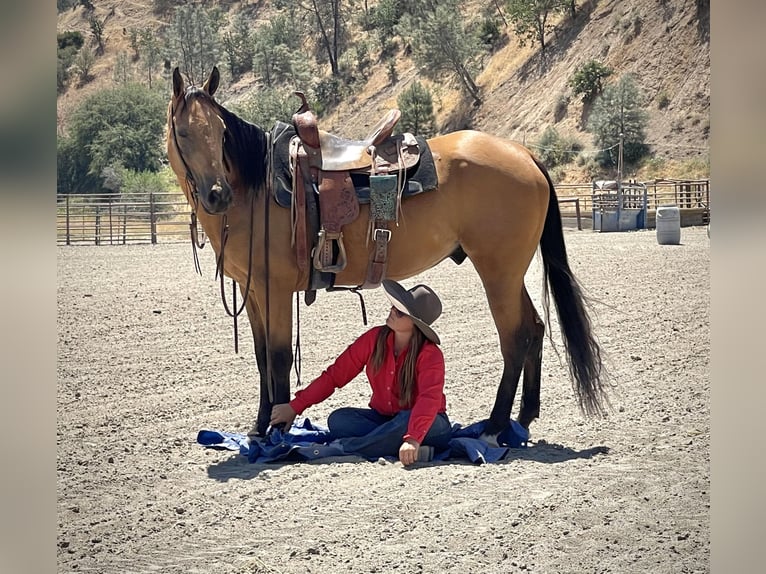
[176,127,189,138]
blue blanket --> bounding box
[198,418,529,464]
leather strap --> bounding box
[362,224,391,289]
[293,149,311,272]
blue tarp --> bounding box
[198,418,529,465]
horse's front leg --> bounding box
[244,288,294,438]
[243,295,270,438]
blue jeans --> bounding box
[328,407,452,460]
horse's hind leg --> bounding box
[485,331,527,437]
[518,292,545,429]
[469,270,527,437]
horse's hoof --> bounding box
[479,432,500,447]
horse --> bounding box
[166,66,610,440]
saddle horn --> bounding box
[294,92,310,115]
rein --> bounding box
[214,189,256,352]
[170,94,255,352]
[170,98,207,275]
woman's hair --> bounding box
[371,325,426,407]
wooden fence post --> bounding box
[95,206,101,246]
[575,198,582,230]
[65,195,71,246]
[122,205,127,245]
[150,193,157,244]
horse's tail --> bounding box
[534,157,612,417]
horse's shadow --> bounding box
[501,441,610,464]
[204,442,610,482]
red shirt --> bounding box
[289,326,447,444]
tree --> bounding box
[113,52,132,84]
[369,0,405,55]
[231,88,296,128]
[57,31,84,93]
[569,60,613,103]
[88,14,107,55]
[252,13,310,88]
[73,48,96,86]
[167,4,223,85]
[223,16,255,79]
[534,125,582,168]
[137,28,162,89]
[505,0,567,52]
[400,0,482,104]
[397,81,436,137]
[57,83,167,194]
[297,0,349,77]
[587,74,649,167]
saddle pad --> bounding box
[270,121,438,209]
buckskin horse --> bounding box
[166,66,610,440]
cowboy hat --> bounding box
[382,279,443,344]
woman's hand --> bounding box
[270,403,297,430]
[399,439,420,466]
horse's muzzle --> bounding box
[200,180,233,214]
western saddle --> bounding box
[289,92,421,289]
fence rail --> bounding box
[556,178,710,229]
[57,192,191,245]
[57,179,710,245]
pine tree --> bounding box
[401,0,482,104]
[167,4,223,85]
[505,0,568,52]
[587,74,649,167]
[397,81,436,137]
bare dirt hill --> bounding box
[56,0,709,181]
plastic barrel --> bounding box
[656,205,681,245]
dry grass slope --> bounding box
[57,0,709,181]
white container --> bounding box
[656,205,681,245]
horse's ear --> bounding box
[203,66,220,97]
[172,67,184,99]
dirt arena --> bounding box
[57,225,709,573]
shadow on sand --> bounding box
[204,442,610,482]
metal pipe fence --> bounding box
[57,192,192,245]
[57,179,710,245]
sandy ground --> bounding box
[57,226,709,573]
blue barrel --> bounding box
[656,205,681,245]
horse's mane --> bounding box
[215,102,269,195]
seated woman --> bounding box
[270,280,452,465]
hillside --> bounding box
[56,0,710,183]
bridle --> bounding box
[169,92,256,352]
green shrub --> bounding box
[535,126,582,168]
[230,88,296,128]
[57,31,85,93]
[553,93,569,122]
[569,60,613,103]
[313,76,345,113]
[478,17,501,49]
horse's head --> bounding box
[167,66,234,215]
